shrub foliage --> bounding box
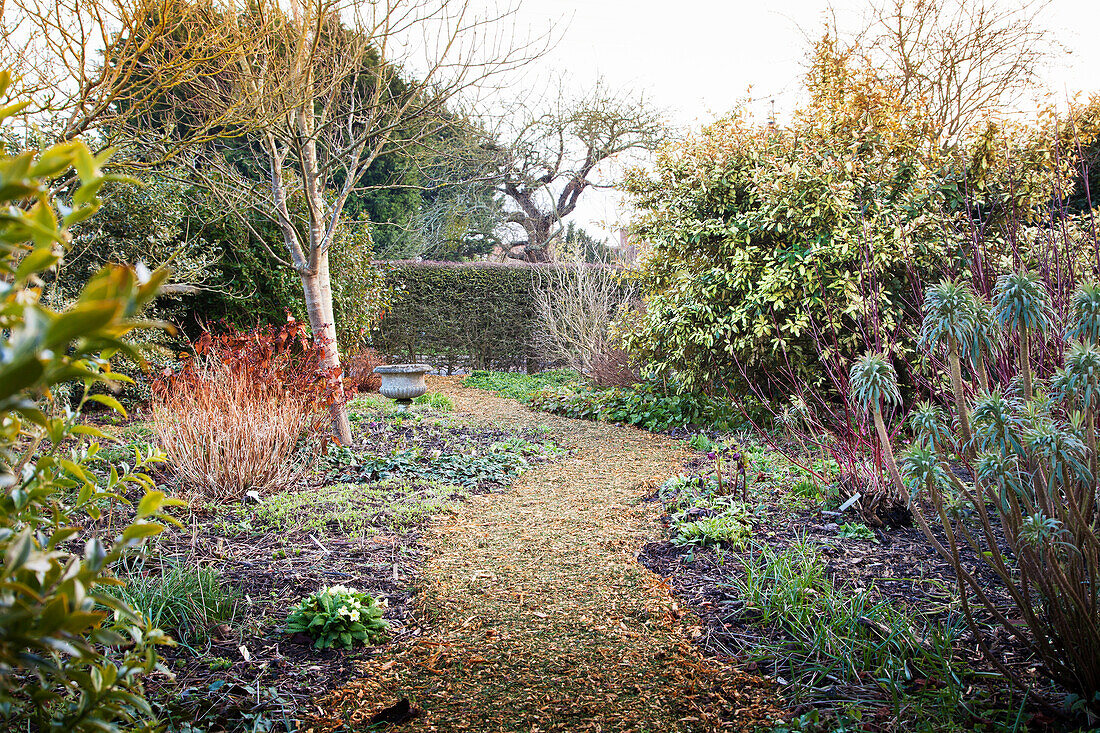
[621,42,957,392]
[530,383,740,432]
[0,79,182,731]
[152,320,341,501]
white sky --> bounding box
[491,0,1100,240]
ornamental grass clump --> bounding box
[852,273,1100,706]
[152,321,341,502]
[285,586,388,649]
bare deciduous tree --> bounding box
[7,0,544,443]
[196,0,541,442]
[2,0,261,146]
[828,0,1055,141]
[486,81,665,262]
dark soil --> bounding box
[124,407,562,729]
[638,452,1074,732]
[150,529,422,728]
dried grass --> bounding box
[152,359,325,502]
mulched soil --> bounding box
[150,530,422,727]
[123,398,562,728]
[306,377,786,733]
[638,450,1075,732]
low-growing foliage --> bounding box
[356,437,556,487]
[835,522,875,541]
[105,560,239,645]
[687,433,715,452]
[250,478,466,536]
[731,541,966,719]
[414,391,455,411]
[461,368,580,403]
[671,504,752,548]
[285,586,388,649]
[530,382,741,432]
[659,474,722,511]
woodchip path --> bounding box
[309,377,779,732]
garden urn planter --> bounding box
[373,364,432,411]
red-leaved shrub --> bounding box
[344,348,386,393]
[152,319,343,501]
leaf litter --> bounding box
[306,377,783,732]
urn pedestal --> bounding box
[373,364,432,411]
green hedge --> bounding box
[374,261,615,372]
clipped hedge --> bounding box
[373,261,616,372]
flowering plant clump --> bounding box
[285,585,388,649]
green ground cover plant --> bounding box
[249,478,467,536]
[461,368,580,402]
[647,436,1049,731]
[835,522,875,541]
[356,440,552,487]
[414,391,455,411]
[530,382,741,432]
[670,504,752,548]
[285,586,388,650]
[730,540,1016,731]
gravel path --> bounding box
[310,377,780,732]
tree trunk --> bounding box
[300,251,353,445]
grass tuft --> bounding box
[105,560,239,645]
[414,391,455,411]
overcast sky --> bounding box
[490,0,1100,239]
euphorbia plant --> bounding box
[847,352,907,518]
[918,279,981,451]
[992,270,1053,400]
[858,270,1100,707]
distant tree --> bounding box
[828,0,1055,142]
[486,81,665,262]
[10,0,543,443]
[561,222,613,264]
[364,117,504,261]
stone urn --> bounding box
[373,364,432,411]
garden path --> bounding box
[312,377,779,732]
